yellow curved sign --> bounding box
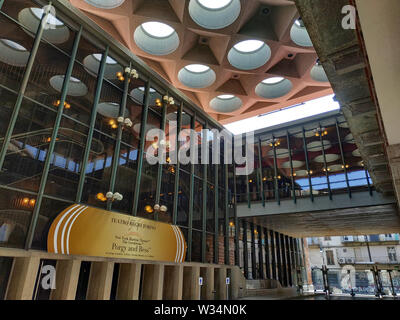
[47,204,187,263]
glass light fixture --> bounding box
[141,21,175,38]
[234,40,264,53]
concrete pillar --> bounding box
[200,266,214,300]
[86,262,114,300]
[215,267,227,300]
[116,263,141,300]
[230,267,246,299]
[163,265,183,300]
[6,256,40,300]
[182,266,200,300]
[50,260,81,300]
[142,264,164,300]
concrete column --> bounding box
[163,265,183,300]
[50,260,81,300]
[200,266,214,300]
[215,267,227,300]
[182,266,200,300]
[116,263,141,300]
[86,262,114,300]
[6,256,40,300]
[230,267,246,299]
[142,264,164,300]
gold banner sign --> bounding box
[47,204,187,263]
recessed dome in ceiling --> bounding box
[228,40,271,70]
[209,95,242,113]
[83,53,123,79]
[49,75,88,97]
[178,64,216,88]
[166,111,191,126]
[290,19,313,47]
[130,87,160,105]
[255,77,293,99]
[84,0,125,9]
[97,102,129,118]
[18,8,70,44]
[0,39,30,67]
[310,63,329,82]
[134,21,179,56]
[188,0,241,30]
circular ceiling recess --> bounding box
[97,102,129,118]
[188,0,241,30]
[228,40,271,70]
[130,87,160,105]
[18,8,70,44]
[50,75,88,97]
[310,63,328,82]
[178,64,216,88]
[83,54,122,79]
[134,21,179,56]
[209,95,242,113]
[0,39,30,67]
[84,0,125,9]
[255,77,293,99]
[290,19,313,47]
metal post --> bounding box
[233,160,239,267]
[108,63,131,211]
[286,131,296,203]
[272,136,280,205]
[24,26,83,249]
[319,124,332,199]
[243,220,249,278]
[388,270,397,297]
[257,137,265,206]
[224,163,229,265]
[258,226,264,279]
[250,223,256,278]
[187,114,195,261]
[280,233,288,286]
[364,235,373,262]
[285,235,293,286]
[214,158,219,264]
[365,168,373,196]
[131,81,151,215]
[335,120,351,197]
[76,46,109,202]
[275,232,282,284]
[270,229,277,280]
[201,122,208,263]
[172,102,182,224]
[301,127,313,202]
[264,228,271,279]
[154,92,168,220]
[0,5,54,170]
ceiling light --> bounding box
[218,94,234,100]
[234,40,264,53]
[198,0,232,9]
[262,77,285,85]
[141,21,175,38]
[184,64,210,73]
[30,7,64,26]
[0,39,27,51]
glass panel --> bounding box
[177,169,190,227]
[205,233,214,264]
[2,99,56,193]
[206,182,215,232]
[0,187,34,248]
[192,230,202,263]
[0,257,13,299]
[192,177,203,230]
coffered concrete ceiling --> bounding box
[69,0,332,124]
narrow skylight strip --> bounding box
[224,94,340,135]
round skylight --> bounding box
[255,77,293,99]
[262,77,285,85]
[0,39,27,52]
[134,22,179,56]
[290,20,313,47]
[184,64,210,73]
[210,95,242,113]
[69,76,81,83]
[50,75,88,97]
[178,65,216,88]
[218,95,235,100]
[30,8,64,26]
[92,53,117,65]
[189,0,241,30]
[198,0,232,9]
[138,86,156,93]
[228,40,271,70]
[234,40,264,53]
[84,0,125,9]
[141,21,175,38]
[310,64,329,82]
